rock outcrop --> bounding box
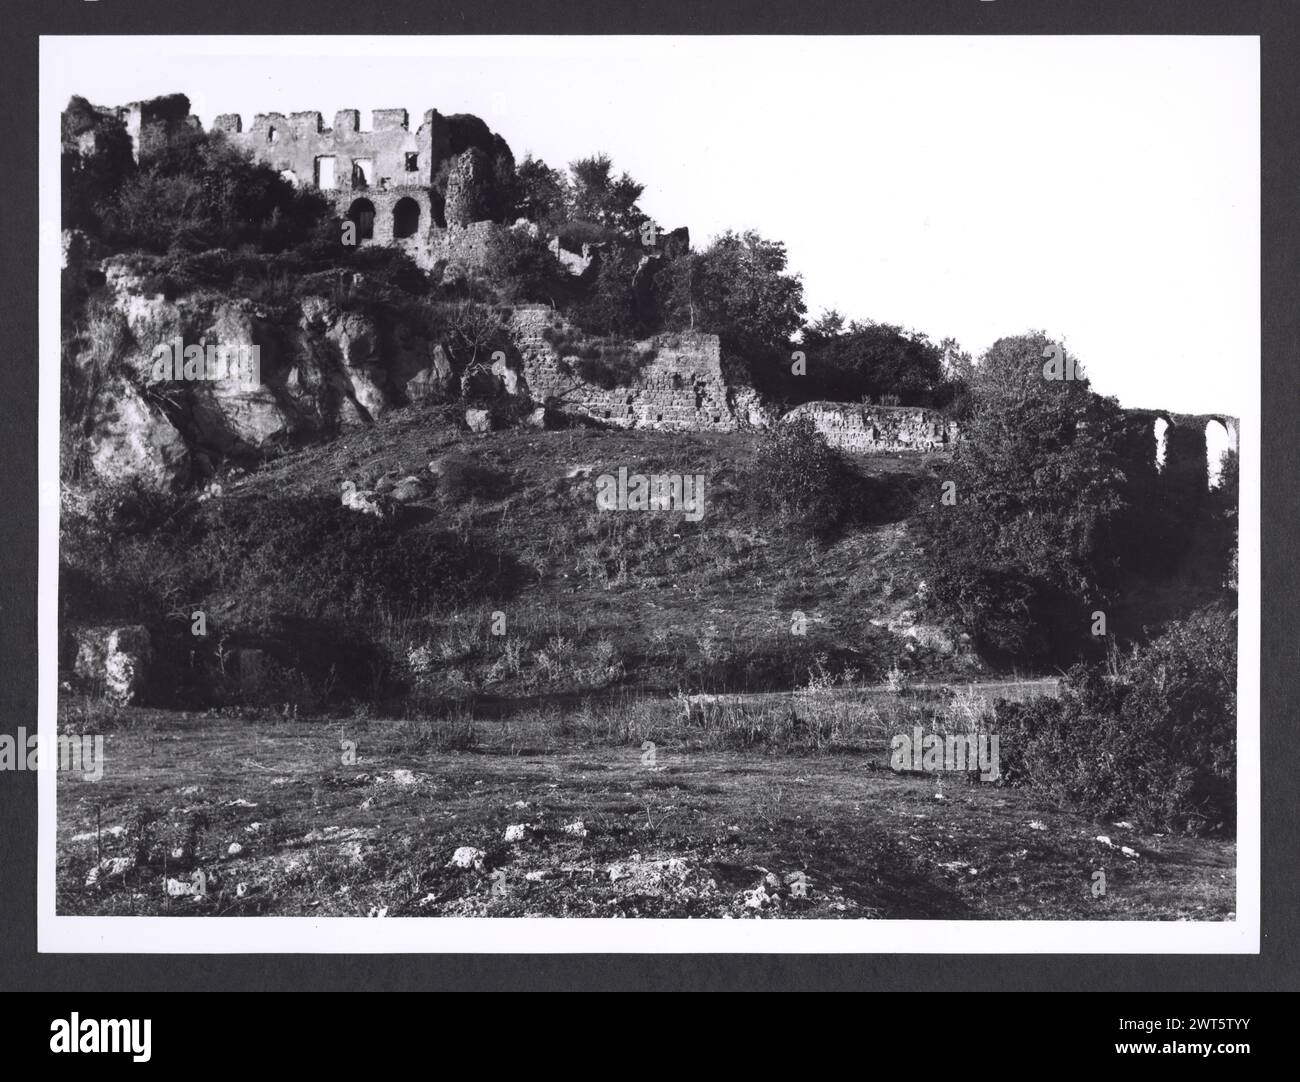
[73,625,153,704]
[87,379,190,491]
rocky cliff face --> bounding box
[67,247,778,492]
[71,251,463,489]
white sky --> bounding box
[44,36,1259,415]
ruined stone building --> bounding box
[211,106,514,267]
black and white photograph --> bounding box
[37,32,1258,954]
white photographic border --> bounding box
[37,35,1261,953]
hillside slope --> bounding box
[60,393,982,711]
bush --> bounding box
[555,220,617,249]
[989,606,1236,834]
[748,415,857,539]
[485,228,570,305]
[123,241,430,307]
[60,491,513,630]
[566,242,647,338]
[97,129,330,254]
[797,314,948,406]
[198,498,508,622]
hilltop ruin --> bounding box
[62,96,1239,489]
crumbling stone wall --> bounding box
[444,148,493,226]
[215,107,450,197]
[431,222,499,269]
[386,221,500,272]
[782,401,958,453]
[507,306,764,431]
[120,94,196,162]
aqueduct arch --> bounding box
[1152,416,1172,472]
[1205,418,1233,488]
[1127,408,1240,492]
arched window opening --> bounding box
[347,198,376,242]
[393,197,421,240]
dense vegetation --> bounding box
[990,605,1236,834]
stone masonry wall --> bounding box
[507,307,765,431]
[782,401,958,453]
[214,108,448,195]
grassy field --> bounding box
[55,684,1235,920]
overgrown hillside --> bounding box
[61,398,974,709]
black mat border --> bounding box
[1,0,1294,992]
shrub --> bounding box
[989,606,1236,834]
[61,491,513,632]
[98,128,330,254]
[62,299,131,431]
[797,313,948,406]
[555,220,617,249]
[747,414,857,539]
[575,343,651,389]
[199,497,507,622]
[484,228,570,305]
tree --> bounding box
[568,243,644,338]
[798,316,947,405]
[937,336,975,413]
[919,332,1131,664]
[445,301,506,369]
[567,153,647,233]
[657,230,806,393]
[512,155,570,228]
[61,97,137,234]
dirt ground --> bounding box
[55,700,1236,921]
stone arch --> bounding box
[393,197,421,240]
[1205,418,1232,489]
[346,198,376,242]
[268,125,279,145]
[1153,415,1172,472]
